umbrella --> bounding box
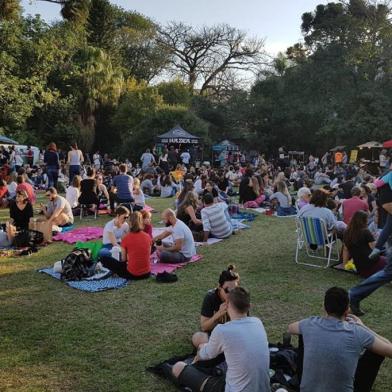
[357,141,383,149]
[0,135,18,145]
[383,140,392,148]
[329,145,346,152]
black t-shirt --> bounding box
[239,176,257,203]
[9,201,33,230]
[202,187,219,199]
[345,229,375,273]
[201,289,228,325]
[217,177,229,192]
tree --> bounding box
[69,46,124,150]
[158,22,266,94]
[0,0,21,21]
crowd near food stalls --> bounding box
[0,136,40,165]
[212,140,240,166]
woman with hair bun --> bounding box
[192,265,240,348]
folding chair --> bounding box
[79,204,98,220]
[295,216,340,268]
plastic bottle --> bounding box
[110,246,121,261]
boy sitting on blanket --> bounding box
[153,209,196,264]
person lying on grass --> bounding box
[192,265,240,349]
[172,287,271,392]
[153,208,196,264]
[288,287,392,392]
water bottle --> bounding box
[110,246,121,261]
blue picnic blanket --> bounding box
[38,267,128,292]
[230,212,257,222]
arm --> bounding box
[288,321,300,335]
[186,206,202,225]
[200,304,227,332]
[79,150,84,164]
[162,238,183,252]
[153,230,172,242]
[121,246,127,262]
[198,327,224,361]
[107,232,118,247]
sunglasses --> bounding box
[223,287,232,294]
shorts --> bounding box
[178,365,225,392]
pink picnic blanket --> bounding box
[150,254,203,275]
[52,227,104,244]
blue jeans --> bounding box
[47,166,58,189]
[277,206,296,216]
[99,244,113,258]
[69,165,80,183]
[375,214,392,249]
[349,255,392,303]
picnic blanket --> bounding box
[52,227,104,244]
[245,207,266,214]
[38,266,129,292]
[150,254,203,275]
[230,212,257,222]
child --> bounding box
[133,178,145,211]
[141,210,153,238]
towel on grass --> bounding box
[245,207,266,214]
[150,254,203,275]
[38,267,128,292]
[53,227,104,244]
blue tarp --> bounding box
[0,135,18,145]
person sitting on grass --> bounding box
[16,174,36,205]
[110,163,134,211]
[101,211,151,280]
[270,181,296,216]
[42,187,74,228]
[343,210,387,278]
[96,174,110,210]
[201,193,232,243]
[192,265,240,349]
[140,209,153,239]
[9,190,33,231]
[0,179,9,208]
[132,178,145,211]
[288,287,392,392]
[172,287,271,392]
[99,206,130,257]
[176,190,202,233]
[342,186,369,224]
[65,175,81,210]
[153,208,196,264]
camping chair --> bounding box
[295,216,340,268]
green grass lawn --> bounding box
[1,196,392,392]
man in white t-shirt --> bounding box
[140,149,155,170]
[154,208,196,263]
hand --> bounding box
[346,314,364,326]
[217,302,228,316]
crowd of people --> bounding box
[2,141,392,390]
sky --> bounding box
[21,0,328,55]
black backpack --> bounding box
[13,229,44,248]
[60,248,95,281]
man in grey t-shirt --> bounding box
[43,187,74,227]
[172,287,271,392]
[288,287,392,392]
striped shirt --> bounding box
[201,203,232,239]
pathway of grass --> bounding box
[0,197,391,391]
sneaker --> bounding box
[350,302,365,317]
[368,248,381,261]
